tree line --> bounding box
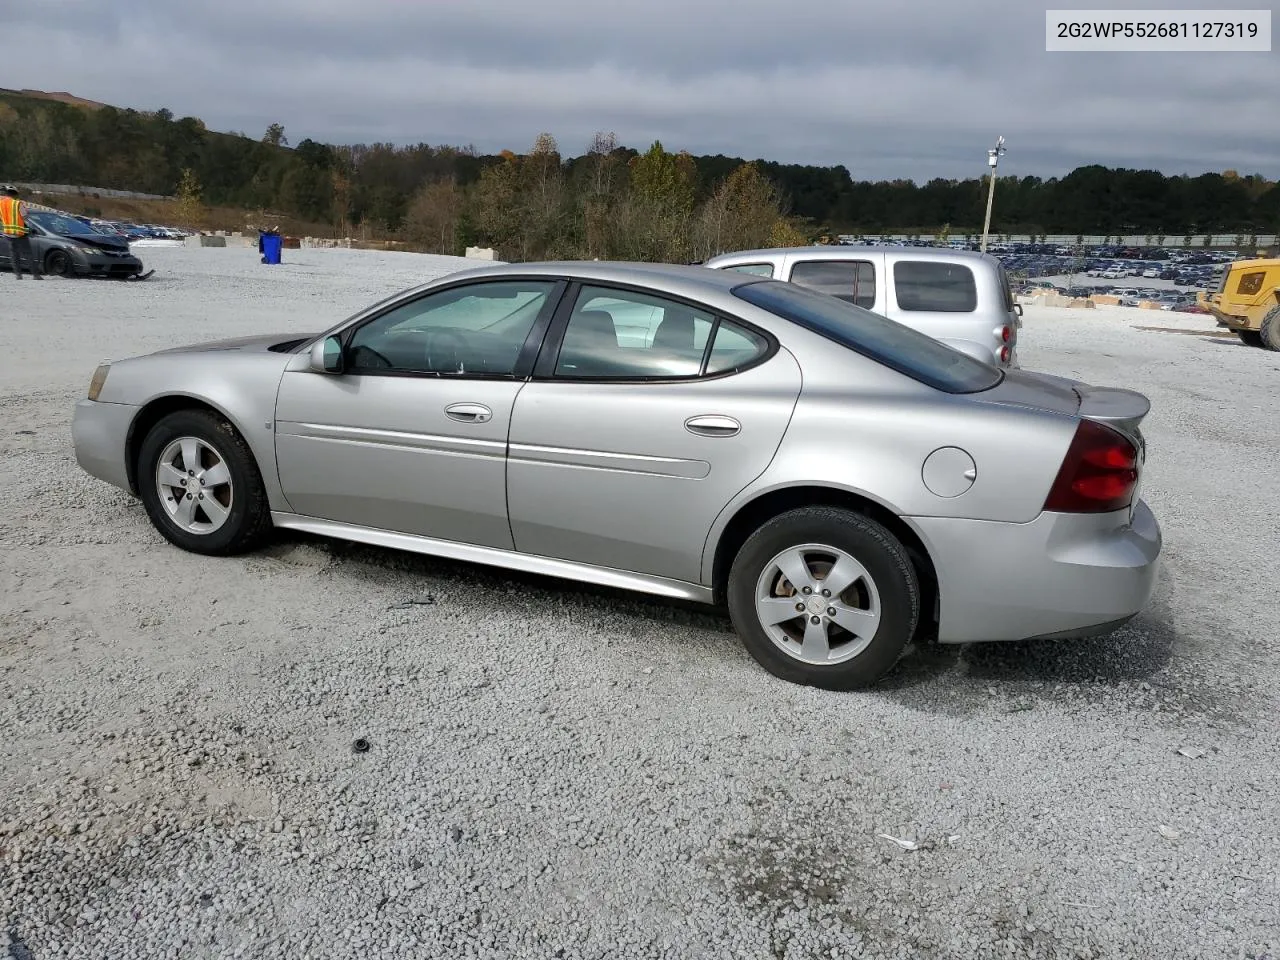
[1,90,1277,260]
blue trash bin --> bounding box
[261,232,283,265]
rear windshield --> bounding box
[732,280,1003,394]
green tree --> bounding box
[405,179,463,254]
[472,151,524,258]
[263,123,288,147]
[175,167,204,229]
[694,163,787,258]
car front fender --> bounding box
[99,353,294,512]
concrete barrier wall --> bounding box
[844,233,1278,247]
[5,181,174,201]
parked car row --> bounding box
[1015,282,1205,311]
[81,218,191,241]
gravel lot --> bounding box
[3,246,1278,960]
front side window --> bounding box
[893,261,978,312]
[554,285,769,379]
[788,259,877,309]
[346,280,554,376]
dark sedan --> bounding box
[0,211,147,278]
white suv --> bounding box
[703,246,1022,367]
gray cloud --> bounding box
[4,0,1276,181]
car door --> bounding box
[273,277,564,549]
[506,282,802,585]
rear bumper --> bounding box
[910,500,1162,644]
[72,399,138,493]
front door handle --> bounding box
[685,415,741,437]
[445,402,493,423]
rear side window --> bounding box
[894,261,977,312]
[722,263,775,277]
[788,259,877,309]
[732,280,1001,394]
[706,321,770,375]
[553,284,771,380]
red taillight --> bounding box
[1000,345,1011,363]
[1001,325,1011,343]
[1043,419,1139,513]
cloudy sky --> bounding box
[5,0,1276,181]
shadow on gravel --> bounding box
[873,573,1194,717]
[273,531,1244,722]
[289,531,733,632]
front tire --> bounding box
[727,507,920,690]
[1259,305,1280,352]
[1236,330,1263,348]
[44,248,71,276]
[137,410,272,555]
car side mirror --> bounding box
[1013,303,1023,316]
[310,335,344,373]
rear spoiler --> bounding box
[1073,385,1150,435]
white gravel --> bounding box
[2,246,1278,960]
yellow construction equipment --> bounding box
[1200,256,1280,349]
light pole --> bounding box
[979,135,1006,254]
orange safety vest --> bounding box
[0,196,26,236]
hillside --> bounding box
[0,87,1276,258]
[0,87,107,110]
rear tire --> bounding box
[1236,330,1263,348]
[44,249,70,276]
[1259,305,1280,352]
[137,410,273,555]
[726,507,920,690]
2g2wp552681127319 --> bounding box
[1046,9,1271,51]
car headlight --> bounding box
[87,363,110,401]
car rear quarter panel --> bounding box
[98,352,292,509]
[697,321,1078,583]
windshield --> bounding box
[28,212,101,237]
[733,279,1003,394]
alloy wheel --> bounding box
[155,436,234,535]
[754,543,882,665]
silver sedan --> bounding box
[72,262,1162,689]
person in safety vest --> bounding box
[0,185,42,279]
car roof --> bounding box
[433,259,763,294]
[708,245,997,263]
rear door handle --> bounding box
[685,415,741,437]
[445,402,493,423]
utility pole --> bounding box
[980,135,1006,254]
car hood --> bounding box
[149,333,315,356]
